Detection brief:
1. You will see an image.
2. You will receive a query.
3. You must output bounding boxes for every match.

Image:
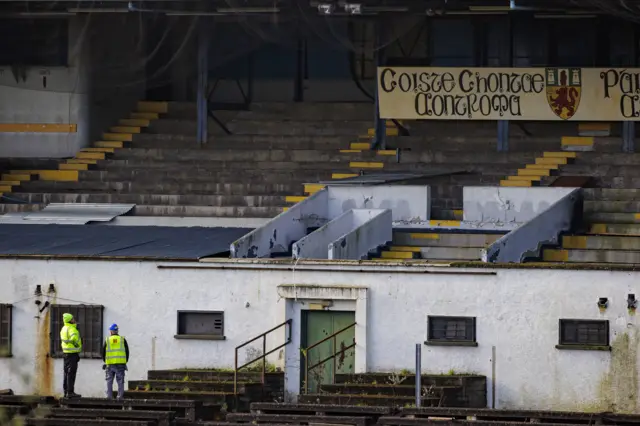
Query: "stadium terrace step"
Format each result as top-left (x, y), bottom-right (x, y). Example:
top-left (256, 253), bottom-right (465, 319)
top-left (378, 247), bottom-right (482, 261)
top-left (543, 248), bottom-right (640, 264)
top-left (77, 170), bottom-right (337, 183)
top-left (16, 181), bottom-right (303, 196)
top-left (5, 193), bottom-right (293, 207)
top-left (128, 380), bottom-right (262, 393)
top-left (561, 235), bottom-right (640, 251)
top-left (585, 212), bottom-right (640, 224)
top-left (59, 397), bottom-right (201, 422)
top-left (147, 370), bottom-right (282, 382)
top-left (210, 120), bottom-right (372, 136)
top-left (44, 408), bottom-right (175, 426)
top-left (392, 232), bottom-right (501, 247)
top-left (587, 223), bottom-right (640, 235)
top-left (583, 188), bottom-right (640, 200)
top-left (0, 203), bottom-right (281, 218)
top-left (225, 413), bottom-right (372, 426)
top-left (584, 201), bottom-right (640, 214)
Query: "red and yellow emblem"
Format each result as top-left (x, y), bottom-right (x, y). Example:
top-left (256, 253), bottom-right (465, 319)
top-left (546, 68), bottom-right (582, 120)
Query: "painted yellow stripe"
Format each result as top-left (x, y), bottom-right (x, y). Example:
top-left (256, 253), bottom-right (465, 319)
top-left (95, 141), bottom-right (124, 148)
top-left (38, 170), bottom-right (79, 182)
top-left (410, 233), bottom-right (441, 240)
top-left (368, 127), bottom-right (399, 136)
top-left (390, 246), bottom-right (422, 252)
top-left (350, 162), bottom-right (384, 169)
top-left (66, 159), bottom-right (98, 164)
top-left (428, 220), bottom-right (461, 227)
top-left (634, 213), bottom-right (640, 221)
top-left (500, 180), bottom-right (532, 187)
top-left (381, 251), bottom-right (415, 259)
top-left (76, 151), bottom-right (106, 160)
top-left (518, 168), bottom-right (550, 177)
top-left (0, 123), bottom-right (77, 133)
top-left (82, 147), bottom-right (115, 153)
top-left (562, 235), bottom-right (588, 249)
top-left (377, 150), bottom-right (396, 156)
top-left (543, 151), bottom-right (577, 159)
top-left (350, 143), bottom-right (370, 150)
top-left (110, 126), bottom-right (141, 134)
top-left (578, 123), bottom-right (610, 132)
top-left (385, 120), bottom-right (403, 126)
top-left (2, 174), bottom-right (30, 181)
top-left (332, 173), bottom-right (358, 179)
top-left (119, 118), bottom-right (150, 127)
top-left (137, 101), bottom-right (169, 114)
top-left (589, 224), bottom-right (608, 234)
top-left (0, 180), bottom-right (20, 186)
top-left (60, 163), bottom-right (88, 171)
top-left (285, 196), bottom-right (307, 203)
top-left (508, 175), bottom-right (542, 182)
top-left (562, 136), bottom-right (594, 146)
top-left (0, 185), bottom-right (13, 192)
top-left (526, 163), bottom-right (559, 170)
top-left (542, 249), bottom-right (569, 262)
top-left (103, 133), bottom-right (133, 142)
top-left (535, 157), bottom-right (567, 165)
top-left (304, 184), bottom-right (326, 194)
top-left (340, 149), bottom-right (362, 153)
top-left (131, 112), bottom-right (159, 120)
top-left (282, 207), bottom-right (289, 212)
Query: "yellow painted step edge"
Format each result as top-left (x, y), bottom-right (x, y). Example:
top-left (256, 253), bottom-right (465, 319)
top-left (350, 162), bottom-right (384, 169)
top-left (285, 196), bottom-right (307, 203)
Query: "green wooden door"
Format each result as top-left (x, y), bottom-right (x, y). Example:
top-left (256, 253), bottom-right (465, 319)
top-left (302, 310), bottom-right (356, 393)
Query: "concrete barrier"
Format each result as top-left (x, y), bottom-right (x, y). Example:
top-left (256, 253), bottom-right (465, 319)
top-left (293, 209), bottom-right (391, 260)
top-left (463, 186), bottom-right (575, 225)
top-left (329, 209), bottom-right (392, 260)
top-left (230, 189), bottom-right (329, 258)
top-left (482, 188), bottom-right (582, 263)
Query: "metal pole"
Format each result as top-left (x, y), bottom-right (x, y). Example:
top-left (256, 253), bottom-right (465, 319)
top-left (415, 343), bottom-right (421, 408)
top-left (196, 19), bottom-right (209, 145)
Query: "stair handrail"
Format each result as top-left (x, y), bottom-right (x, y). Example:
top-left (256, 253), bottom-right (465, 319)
top-left (234, 319), bottom-right (292, 396)
top-left (302, 322), bottom-right (357, 394)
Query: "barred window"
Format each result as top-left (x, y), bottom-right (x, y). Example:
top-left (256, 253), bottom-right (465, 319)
top-left (426, 316), bottom-right (476, 346)
top-left (0, 304), bottom-right (12, 357)
top-left (558, 319), bottom-right (609, 348)
top-left (50, 305), bottom-right (104, 359)
top-left (175, 311), bottom-right (225, 340)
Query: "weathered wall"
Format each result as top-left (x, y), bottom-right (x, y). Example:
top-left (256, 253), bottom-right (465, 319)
top-left (1, 258), bottom-right (639, 412)
top-left (0, 15), bottom-right (145, 158)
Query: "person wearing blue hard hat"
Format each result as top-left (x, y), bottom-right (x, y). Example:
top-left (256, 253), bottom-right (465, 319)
top-left (102, 323), bottom-right (130, 400)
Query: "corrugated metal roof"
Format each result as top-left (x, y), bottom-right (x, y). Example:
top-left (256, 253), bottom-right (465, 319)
top-left (0, 224), bottom-right (252, 260)
top-left (0, 203), bottom-right (135, 225)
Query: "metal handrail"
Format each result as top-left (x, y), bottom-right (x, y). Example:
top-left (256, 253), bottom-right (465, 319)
top-left (302, 322), bottom-right (356, 394)
top-left (233, 319), bottom-right (292, 396)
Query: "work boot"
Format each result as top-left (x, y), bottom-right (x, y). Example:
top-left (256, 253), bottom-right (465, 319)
top-left (67, 393), bottom-right (82, 399)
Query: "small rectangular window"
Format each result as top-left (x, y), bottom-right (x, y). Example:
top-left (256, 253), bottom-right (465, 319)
top-left (557, 319), bottom-right (610, 350)
top-left (175, 311), bottom-right (225, 340)
top-left (426, 316), bottom-right (477, 346)
top-left (0, 304), bottom-right (12, 357)
top-left (50, 304), bottom-right (104, 359)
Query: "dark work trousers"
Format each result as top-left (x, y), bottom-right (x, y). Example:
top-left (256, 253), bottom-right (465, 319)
top-left (106, 364), bottom-right (127, 400)
top-left (63, 353), bottom-right (80, 395)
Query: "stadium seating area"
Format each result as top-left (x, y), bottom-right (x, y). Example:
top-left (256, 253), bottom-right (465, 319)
top-left (1, 101), bottom-right (640, 264)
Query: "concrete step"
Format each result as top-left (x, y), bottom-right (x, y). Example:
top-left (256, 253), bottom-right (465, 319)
top-left (562, 235), bottom-right (640, 250)
top-left (214, 102), bottom-right (374, 121)
top-left (585, 212), bottom-right (640, 224)
top-left (297, 393), bottom-right (439, 407)
top-left (78, 170), bottom-right (336, 183)
top-left (382, 247), bottom-right (482, 260)
top-left (584, 188), bottom-right (640, 200)
top-left (584, 201), bottom-right (640, 214)
top-left (561, 164), bottom-right (640, 178)
top-left (543, 248), bottom-right (640, 264)
top-left (588, 223), bottom-right (640, 235)
top-left (5, 192), bottom-right (291, 207)
top-left (392, 232), bottom-right (501, 248)
top-left (128, 380), bottom-right (260, 393)
top-left (575, 152), bottom-right (640, 165)
top-left (0, 203), bottom-right (284, 218)
top-left (431, 209), bottom-right (463, 221)
top-left (16, 181), bottom-right (303, 196)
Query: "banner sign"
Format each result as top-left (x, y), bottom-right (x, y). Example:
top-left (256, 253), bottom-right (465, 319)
top-left (377, 67), bottom-right (640, 121)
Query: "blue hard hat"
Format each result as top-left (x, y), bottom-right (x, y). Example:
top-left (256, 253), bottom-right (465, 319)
top-left (109, 324), bottom-right (118, 331)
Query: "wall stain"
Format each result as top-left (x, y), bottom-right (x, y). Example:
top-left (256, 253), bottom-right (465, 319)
top-left (35, 308), bottom-right (53, 396)
top-left (599, 328), bottom-right (639, 413)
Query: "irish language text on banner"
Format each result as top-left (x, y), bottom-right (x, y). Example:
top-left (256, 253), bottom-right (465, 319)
top-left (377, 67), bottom-right (640, 121)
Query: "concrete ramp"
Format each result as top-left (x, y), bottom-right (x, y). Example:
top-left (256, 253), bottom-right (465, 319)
top-left (293, 209), bottom-right (392, 260)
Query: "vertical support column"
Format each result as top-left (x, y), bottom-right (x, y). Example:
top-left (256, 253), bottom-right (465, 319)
top-left (623, 121), bottom-right (635, 153)
top-left (197, 19), bottom-right (209, 145)
top-left (497, 13), bottom-right (515, 153)
top-left (372, 18), bottom-right (386, 150)
top-left (415, 343), bottom-right (422, 408)
top-left (497, 121), bottom-right (510, 152)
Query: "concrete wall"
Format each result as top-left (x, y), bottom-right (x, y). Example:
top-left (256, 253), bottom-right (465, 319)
top-left (2, 258), bottom-right (640, 412)
top-left (0, 15), bottom-right (145, 158)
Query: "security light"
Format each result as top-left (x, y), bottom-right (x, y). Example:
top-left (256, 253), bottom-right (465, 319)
top-left (344, 3), bottom-right (362, 14)
top-left (318, 3), bottom-right (334, 14)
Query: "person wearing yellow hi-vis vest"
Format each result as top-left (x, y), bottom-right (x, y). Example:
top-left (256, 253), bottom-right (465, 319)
top-left (60, 313), bottom-right (82, 398)
top-left (101, 323), bottom-right (130, 400)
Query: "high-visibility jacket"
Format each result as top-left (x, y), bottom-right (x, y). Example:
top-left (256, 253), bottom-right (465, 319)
top-left (105, 335), bottom-right (127, 365)
top-left (60, 323), bottom-right (82, 354)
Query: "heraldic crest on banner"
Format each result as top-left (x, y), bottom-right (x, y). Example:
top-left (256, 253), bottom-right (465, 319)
top-left (546, 68), bottom-right (582, 120)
